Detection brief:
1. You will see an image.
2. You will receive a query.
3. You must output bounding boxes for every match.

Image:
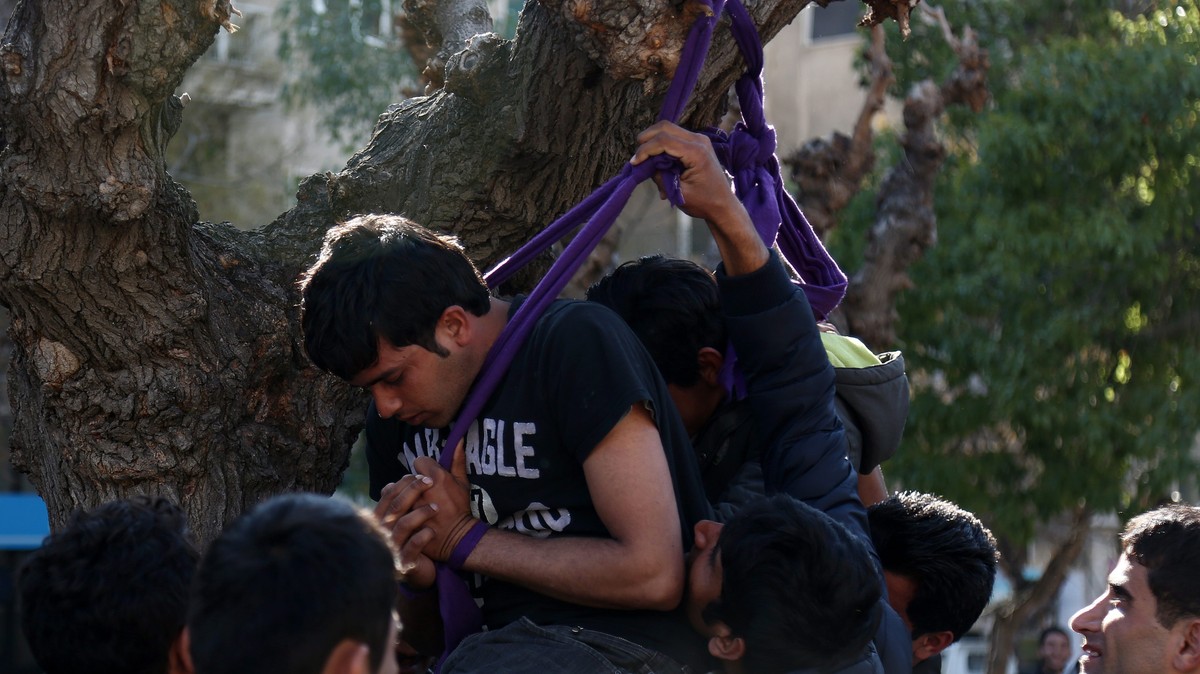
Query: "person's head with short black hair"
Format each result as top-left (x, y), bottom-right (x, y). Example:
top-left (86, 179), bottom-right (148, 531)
top-left (299, 214), bottom-right (491, 381)
top-left (1122, 503), bottom-right (1200, 628)
top-left (586, 255), bottom-right (726, 387)
top-left (187, 493), bottom-right (400, 674)
top-left (1035, 626), bottom-right (1072, 673)
top-left (17, 496), bottom-right (198, 674)
top-left (867, 491), bottom-right (999, 664)
top-left (1039, 626), bottom-right (1070, 646)
top-left (685, 494), bottom-right (883, 673)
top-left (587, 255), bottom-right (728, 434)
top-left (1070, 503), bottom-right (1200, 674)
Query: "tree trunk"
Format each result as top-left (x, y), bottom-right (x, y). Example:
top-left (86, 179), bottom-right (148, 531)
top-left (838, 15), bottom-right (987, 348)
top-left (0, 0), bottom-right (850, 542)
top-left (784, 10), bottom-right (987, 349)
top-left (986, 508), bottom-right (1091, 674)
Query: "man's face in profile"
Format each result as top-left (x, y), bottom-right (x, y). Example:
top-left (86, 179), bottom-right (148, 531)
top-left (1070, 554), bottom-right (1172, 674)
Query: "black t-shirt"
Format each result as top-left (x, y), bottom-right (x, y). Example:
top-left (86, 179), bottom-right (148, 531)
top-left (366, 298), bottom-right (711, 669)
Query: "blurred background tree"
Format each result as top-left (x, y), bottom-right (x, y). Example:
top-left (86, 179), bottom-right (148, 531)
top-left (277, 0), bottom-right (421, 144)
top-left (824, 2), bottom-right (1200, 671)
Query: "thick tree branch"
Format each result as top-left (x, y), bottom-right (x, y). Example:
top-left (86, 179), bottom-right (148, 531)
top-left (840, 4), bottom-right (988, 348)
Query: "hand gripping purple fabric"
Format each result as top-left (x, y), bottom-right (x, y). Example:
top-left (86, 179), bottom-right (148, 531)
top-left (427, 0), bottom-right (845, 665)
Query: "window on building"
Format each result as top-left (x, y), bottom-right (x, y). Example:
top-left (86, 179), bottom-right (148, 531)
top-left (810, 1), bottom-right (862, 41)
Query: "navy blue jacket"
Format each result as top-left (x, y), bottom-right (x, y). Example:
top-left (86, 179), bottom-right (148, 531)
top-left (716, 253), bottom-right (912, 674)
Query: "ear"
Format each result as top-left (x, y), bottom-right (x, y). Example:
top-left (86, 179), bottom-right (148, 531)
top-left (696, 346), bottom-right (725, 387)
top-left (438, 306), bottom-right (472, 346)
top-left (913, 630), bottom-right (955, 662)
top-left (321, 639), bottom-right (372, 674)
top-left (1173, 618), bottom-right (1200, 672)
top-left (693, 519), bottom-right (723, 551)
top-left (706, 622), bottom-right (746, 664)
top-left (170, 628), bottom-right (195, 674)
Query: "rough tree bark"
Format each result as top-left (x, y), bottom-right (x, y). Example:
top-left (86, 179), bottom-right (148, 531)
top-left (787, 5), bottom-right (988, 348)
top-left (0, 0), bottom-right (916, 542)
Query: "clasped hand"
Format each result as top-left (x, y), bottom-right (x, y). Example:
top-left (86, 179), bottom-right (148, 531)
top-left (374, 441), bottom-right (478, 589)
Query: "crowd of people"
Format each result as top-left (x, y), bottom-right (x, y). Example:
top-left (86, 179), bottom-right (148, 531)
top-left (16, 123), bottom-right (1200, 674)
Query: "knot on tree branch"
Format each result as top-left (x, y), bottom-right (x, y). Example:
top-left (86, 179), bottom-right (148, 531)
top-left (31, 337), bottom-right (82, 392)
top-left (97, 172), bottom-right (156, 222)
top-left (784, 133), bottom-right (858, 239)
top-left (538, 0), bottom-right (707, 81)
top-left (444, 33), bottom-right (509, 103)
top-left (901, 80), bottom-right (945, 131)
top-left (402, 0), bottom-right (494, 94)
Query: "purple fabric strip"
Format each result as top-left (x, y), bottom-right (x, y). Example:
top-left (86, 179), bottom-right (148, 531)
top-left (657, 0), bottom-right (721, 124)
top-left (448, 520), bottom-right (489, 571)
top-left (703, 0), bottom-right (848, 319)
top-left (433, 564), bottom-right (483, 673)
top-left (442, 156), bottom-right (681, 468)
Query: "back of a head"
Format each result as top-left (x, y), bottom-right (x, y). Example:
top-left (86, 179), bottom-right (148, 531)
top-left (188, 493), bottom-right (399, 674)
top-left (17, 496), bottom-right (198, 674)
top-left (867, 491), bottom-right (999, 642)
top-left (586, 255), bottom-right (726, 387)
top-left (298, 214), bottom-right (491, 380)
top-left (1121, 503), bottom-right (1200, 627)
top-left (715, 494), bottom-right (883, 673)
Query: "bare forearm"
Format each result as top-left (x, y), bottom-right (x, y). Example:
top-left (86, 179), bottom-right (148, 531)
top-left (462, 526), bottom-right (684, 611)
top-left (704, 199), bottom-right (770, 276)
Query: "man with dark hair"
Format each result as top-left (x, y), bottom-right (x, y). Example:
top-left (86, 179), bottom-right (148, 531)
top-left (16, 496), bottom-right (198, 674)
top-left (1021, 627), bottom-right (1073, 674)
top-left (587, 254), bottom-right (758, 520)
top-left (614, 121), bottom-right (903, 673)
top-left (588, 257), bottom-right (907, 515)
top-left (867, 491), bottom-right (1000, 667)
top-left (187, 493), bottom-right (401, 674)
top-left (689, 496), bottom-right (884, 673)
top-left (300, 213), bottom-right (711, 672)
top-left (1070, 503), bottom-right (1200, 674)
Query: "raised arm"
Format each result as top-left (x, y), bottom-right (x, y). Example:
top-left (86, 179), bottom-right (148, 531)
top-left (631, 121), bottom-right (769, 276)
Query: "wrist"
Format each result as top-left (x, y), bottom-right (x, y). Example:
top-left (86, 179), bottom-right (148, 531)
top-left (446, 520), bottom-right (488, 571)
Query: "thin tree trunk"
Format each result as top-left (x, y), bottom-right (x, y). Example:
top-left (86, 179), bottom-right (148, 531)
top-left (839, 10), bottom-right (987, 348)
top-left (986, 508), bottom-right (1091, 674)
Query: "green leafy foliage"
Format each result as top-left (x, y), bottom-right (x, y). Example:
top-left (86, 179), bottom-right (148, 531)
top-left (277, 0), bottom-right (419, 144)
top-left (856, 1), bottom-right (1200, 545)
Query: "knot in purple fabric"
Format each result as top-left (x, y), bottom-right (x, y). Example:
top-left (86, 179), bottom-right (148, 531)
top-left (705, 124), bottom-right (782, 247)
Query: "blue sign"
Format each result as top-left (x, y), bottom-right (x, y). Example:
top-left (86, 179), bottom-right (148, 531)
top-left (0, 493), bottom-right (51, 550)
